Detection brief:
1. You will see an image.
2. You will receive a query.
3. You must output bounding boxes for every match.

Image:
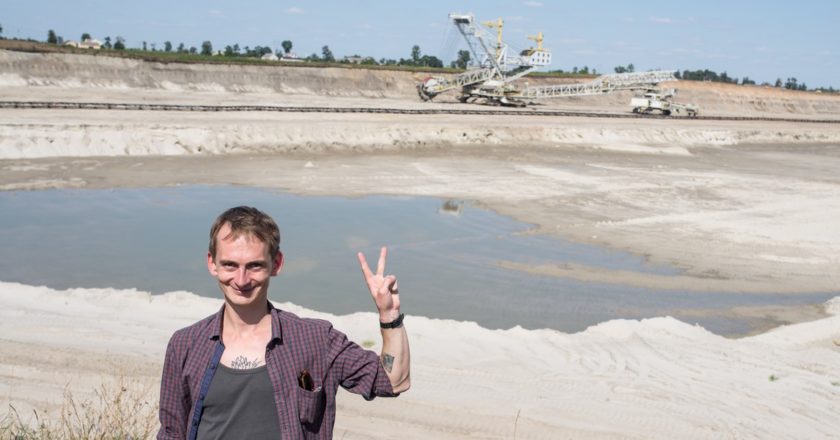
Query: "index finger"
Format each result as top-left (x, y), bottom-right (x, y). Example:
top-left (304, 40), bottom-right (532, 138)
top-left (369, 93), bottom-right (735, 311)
top-left (357, 252), bottom-right (373, 279)
top-left (377, 246), bottom-right (387, 277)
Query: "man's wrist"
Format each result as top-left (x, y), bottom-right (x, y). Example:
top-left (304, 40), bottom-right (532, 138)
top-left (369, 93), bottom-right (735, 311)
top-left (379, 313), bottom-right (404, 329)
top-left (379, 309), bottom-right (400, 322)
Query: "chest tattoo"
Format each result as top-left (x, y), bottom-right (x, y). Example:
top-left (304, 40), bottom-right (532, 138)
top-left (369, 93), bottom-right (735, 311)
top-left (229, 355), bottom-right (263, 369)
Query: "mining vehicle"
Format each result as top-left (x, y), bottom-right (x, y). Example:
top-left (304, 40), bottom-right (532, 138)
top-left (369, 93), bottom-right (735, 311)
top-left (419, 12), bottom-right (699, 115)
top-left (630, 89), bottom-right (698, 117)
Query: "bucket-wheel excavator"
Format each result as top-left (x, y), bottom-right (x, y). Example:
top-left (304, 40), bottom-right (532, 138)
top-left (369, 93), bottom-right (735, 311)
top-left (418, 13), bottom-right (697, 115)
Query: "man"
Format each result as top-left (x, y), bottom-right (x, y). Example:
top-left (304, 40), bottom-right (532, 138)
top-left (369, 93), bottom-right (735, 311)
top-left (158, 206), bottom-right (410, 439)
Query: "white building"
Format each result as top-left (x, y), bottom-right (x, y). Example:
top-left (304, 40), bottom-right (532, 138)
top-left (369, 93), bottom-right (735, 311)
top-left (64, 38), bottom-right (102, 49)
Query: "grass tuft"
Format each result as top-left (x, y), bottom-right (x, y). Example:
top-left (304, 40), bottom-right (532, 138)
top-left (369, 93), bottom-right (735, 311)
top-left (1, 378), bottom-right (157, 439)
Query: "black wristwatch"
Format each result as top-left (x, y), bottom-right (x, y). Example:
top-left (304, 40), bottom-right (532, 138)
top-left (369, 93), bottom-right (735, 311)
top-left (379, 313), bottom-right (405, 329)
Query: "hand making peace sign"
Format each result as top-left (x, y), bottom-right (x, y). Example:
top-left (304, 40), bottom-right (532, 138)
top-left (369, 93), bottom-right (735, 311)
top-left (357, 246), bottom-right (401, 322)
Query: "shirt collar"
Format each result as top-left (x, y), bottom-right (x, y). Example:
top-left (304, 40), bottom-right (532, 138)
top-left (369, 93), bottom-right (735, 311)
top-left (208, 301), bottom-right (283, 344)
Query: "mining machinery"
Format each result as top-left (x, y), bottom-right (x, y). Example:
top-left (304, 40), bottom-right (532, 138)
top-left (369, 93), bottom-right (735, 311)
top-left (418, 13), bottom-right (695, 114)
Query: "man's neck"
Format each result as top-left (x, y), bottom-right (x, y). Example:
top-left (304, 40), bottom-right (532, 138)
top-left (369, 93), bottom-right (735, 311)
top-left (223, 300), bottom-right (271, 335)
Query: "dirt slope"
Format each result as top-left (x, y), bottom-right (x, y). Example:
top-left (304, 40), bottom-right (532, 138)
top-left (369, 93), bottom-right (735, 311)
top-left (2, 49), bottom-right (839, 119)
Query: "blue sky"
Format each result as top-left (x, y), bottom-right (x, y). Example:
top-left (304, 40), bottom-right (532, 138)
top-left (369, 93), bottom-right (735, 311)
top-left (1, 0), bottom-right (837, 88)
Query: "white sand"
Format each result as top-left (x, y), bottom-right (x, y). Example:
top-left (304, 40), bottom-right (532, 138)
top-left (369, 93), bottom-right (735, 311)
top-left (1, 281), bottom-right (838, 439)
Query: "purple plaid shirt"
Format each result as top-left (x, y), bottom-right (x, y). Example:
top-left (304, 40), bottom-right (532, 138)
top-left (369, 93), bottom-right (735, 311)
top-left (157, 303), bottom-right (397, 440)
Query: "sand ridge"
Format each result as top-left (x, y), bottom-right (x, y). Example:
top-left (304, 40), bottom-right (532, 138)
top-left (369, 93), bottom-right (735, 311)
top-left (1, 282), bottom-right (838, 439)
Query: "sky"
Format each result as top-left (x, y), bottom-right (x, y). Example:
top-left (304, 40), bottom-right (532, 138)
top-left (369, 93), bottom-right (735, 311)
top-left (1, 0), bottom-right (837, 88)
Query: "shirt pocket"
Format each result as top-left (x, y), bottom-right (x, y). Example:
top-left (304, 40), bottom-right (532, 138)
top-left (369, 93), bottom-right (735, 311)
top-left (297, 385), bottom-right (326, 427)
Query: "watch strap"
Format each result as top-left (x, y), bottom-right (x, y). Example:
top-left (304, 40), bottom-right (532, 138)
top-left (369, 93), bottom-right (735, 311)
top-left (379, 313), bottom-right (405, 329)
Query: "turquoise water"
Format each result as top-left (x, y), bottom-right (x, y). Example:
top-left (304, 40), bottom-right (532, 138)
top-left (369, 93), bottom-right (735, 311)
top-left (0, 186), bottom-right (832, 335)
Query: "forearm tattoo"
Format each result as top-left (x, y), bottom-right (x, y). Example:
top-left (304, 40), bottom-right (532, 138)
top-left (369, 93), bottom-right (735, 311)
top-left (229, 355), bottom-right (262, 369)
top-left (382, 353), bottom-right (395, 373)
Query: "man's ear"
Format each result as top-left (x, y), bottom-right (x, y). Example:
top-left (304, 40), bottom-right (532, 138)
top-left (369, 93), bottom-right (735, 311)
top-left (207, 252), bottom-right (218, 276)
top-left (271, 251), bottom-right (284, 276)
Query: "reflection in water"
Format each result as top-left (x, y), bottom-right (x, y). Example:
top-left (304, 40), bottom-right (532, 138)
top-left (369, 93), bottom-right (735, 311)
top-left (0, 186), bottom-right (832, 336)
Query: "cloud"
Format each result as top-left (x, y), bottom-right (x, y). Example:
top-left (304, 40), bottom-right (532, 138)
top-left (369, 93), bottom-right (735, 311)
top-left (523, 1), bottom-right (543, 6)
top-left (208, 9), bottom-right (223, 17)
top-left (286, 7), bottom-right (304, 14)
top-left (649, 16), bottom-right (672, 24)
top-left (506, 16), bottom-right (526, 22)
top-left (573, 49), bottom-right (595, 55)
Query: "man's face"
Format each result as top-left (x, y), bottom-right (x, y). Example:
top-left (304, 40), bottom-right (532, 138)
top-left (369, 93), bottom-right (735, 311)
top-left (207, 223), bottom-right (283, 307)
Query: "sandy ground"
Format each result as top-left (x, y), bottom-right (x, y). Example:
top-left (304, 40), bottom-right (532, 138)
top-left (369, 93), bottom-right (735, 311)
top-left (2, 50), bottom-right (840, 438)
top-left (1, 283), bottom-right (838, 439)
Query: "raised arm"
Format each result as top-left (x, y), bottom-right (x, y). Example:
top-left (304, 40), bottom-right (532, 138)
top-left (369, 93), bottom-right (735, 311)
top-left (357, 247), bottom-right (411, 393)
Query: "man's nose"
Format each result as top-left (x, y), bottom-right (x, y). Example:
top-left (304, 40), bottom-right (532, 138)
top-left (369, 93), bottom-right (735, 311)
top-left (233, 267), bottom-right (249, 286)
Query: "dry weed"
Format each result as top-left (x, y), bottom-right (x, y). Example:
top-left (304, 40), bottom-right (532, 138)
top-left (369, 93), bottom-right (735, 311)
top-left (1, 377), bottom-right (157, 440)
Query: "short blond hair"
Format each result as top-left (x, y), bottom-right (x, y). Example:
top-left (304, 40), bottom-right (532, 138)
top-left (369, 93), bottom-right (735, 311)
top-left (208, 206), bottom-right (280, 260)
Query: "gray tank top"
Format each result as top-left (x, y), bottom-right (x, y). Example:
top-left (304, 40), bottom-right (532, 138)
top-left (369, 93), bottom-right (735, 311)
top-left (196, 364), bottom-right (281, 439)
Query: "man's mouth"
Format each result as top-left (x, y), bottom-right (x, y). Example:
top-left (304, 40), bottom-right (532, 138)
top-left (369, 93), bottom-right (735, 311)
top-left (233, 287), bottom-right (255, 295)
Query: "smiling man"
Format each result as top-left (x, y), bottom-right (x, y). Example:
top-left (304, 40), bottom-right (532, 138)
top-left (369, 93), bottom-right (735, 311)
top-left (158, 206), bottom-right (410, 440)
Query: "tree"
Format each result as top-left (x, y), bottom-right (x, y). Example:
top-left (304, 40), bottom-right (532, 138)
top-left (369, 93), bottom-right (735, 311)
top-left (419, 55), bottom-right (443, 68)
top-left (453, 49), bottom-right (470, 69)
top-left (142, 41), bottom-right (147, 51)
top-left (81, 32), bottom-right (91, 41)
top-left (177, 42), bottom-right (185, 53)
top-left (103, 36), bottom-right (112, 49)
top-left (281, 40), bottom-right (293, 54)
top-left (614, 63), bottom-right (635, 73)
top-left (164, 41), bottom-right (172, 52)
top-left (0, 23), bottom-right (3, 37)
top-left (774, 78), bottom-right (782, 88)
top-left (321, 45), bottom-right (334, 62)
top-left (741, 76), bottom-right (756, 85)
top-left (47, 29), bottom-right (58, 44)
top-left (201, 40), bottom-right (213, 56)
top-left (189, 46), bottom-right (197, 54)
top-left (224, 45), bottom-right (235, 57)
top-left (114, 36), bottom-right (125, 50)
top-left (411, 45), bottom-right (421, 64)
top-left (784, 77), bottom-right (798, 90)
